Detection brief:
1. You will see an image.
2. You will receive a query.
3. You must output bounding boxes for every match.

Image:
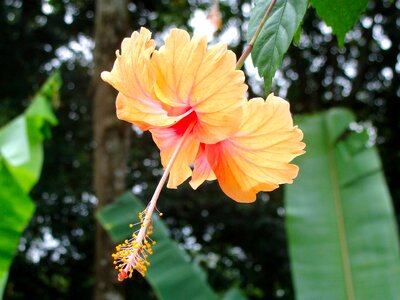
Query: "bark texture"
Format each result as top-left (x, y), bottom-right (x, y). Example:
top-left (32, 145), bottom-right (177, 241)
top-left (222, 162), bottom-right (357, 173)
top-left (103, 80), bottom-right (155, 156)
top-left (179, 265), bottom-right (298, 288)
top-left (92, 0), bottom-right (130, 299)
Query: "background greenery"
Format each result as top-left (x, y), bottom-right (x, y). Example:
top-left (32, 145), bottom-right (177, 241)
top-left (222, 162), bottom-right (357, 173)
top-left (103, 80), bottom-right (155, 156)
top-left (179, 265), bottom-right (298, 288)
top-left (1, 0), bottom-right (399, 299)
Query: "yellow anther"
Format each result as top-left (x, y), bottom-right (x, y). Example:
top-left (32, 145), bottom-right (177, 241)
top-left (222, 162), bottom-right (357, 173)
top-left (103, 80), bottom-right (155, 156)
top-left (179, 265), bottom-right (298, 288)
top-left (112, 207), bottom-right (158, 281)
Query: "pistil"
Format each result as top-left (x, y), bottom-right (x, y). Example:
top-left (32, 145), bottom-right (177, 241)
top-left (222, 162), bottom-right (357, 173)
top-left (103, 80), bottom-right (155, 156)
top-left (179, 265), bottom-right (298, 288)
top-left (113, 122), bottom-right (195, 280)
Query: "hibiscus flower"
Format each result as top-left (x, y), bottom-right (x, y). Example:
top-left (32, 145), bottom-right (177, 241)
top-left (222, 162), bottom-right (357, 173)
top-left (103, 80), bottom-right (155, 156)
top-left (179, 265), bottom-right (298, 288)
top-left (102, 27), bottom-right (305, 280)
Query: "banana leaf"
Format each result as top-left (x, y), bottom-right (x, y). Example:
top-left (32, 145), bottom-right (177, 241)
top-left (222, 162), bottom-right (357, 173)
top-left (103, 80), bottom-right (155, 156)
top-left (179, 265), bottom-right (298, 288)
top-left (285, 108), bottom-right (400, 299)
top-left (0, 73), bottom-right (60, 299)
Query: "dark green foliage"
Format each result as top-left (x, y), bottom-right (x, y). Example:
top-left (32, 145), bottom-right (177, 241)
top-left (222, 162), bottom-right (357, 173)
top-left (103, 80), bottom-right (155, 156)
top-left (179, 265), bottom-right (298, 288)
top-left (311, 0), bottom-right (369, 47)
top-left (0, 0), bottom-right (94, 125)
top-left (1, 0), bottom-right (400, 299)
top-left (248, 0), bottom-right (308, 92)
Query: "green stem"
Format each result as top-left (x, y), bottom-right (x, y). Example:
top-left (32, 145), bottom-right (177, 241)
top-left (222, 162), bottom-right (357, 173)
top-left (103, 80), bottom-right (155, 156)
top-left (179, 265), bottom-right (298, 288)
top-left (236, 0), bottom-right (277, 70)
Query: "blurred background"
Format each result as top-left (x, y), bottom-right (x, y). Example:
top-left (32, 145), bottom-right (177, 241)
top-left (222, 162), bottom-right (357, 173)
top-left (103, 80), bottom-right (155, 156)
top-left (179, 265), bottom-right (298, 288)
top-left (1, 0), bottom-right (400, 299)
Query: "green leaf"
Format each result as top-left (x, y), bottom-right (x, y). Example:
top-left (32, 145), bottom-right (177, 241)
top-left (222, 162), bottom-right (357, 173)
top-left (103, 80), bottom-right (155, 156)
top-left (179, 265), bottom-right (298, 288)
top-left (0, 160), bottom-right (35, 296)
top-left (248, 0), bottom-right (308, 93)
top-left (0, 72), bottom-right (59, 299)
top-left (292, 24), bottom-right (302, 45)
top-left (311, 0), bottom-right (369, 47)
top-left (0, 116), bottom-right (41, 192)
top-left (0, 72), bottom-right (60, 192)
top-left (96, 192), bottom-right (220, 300)
top-left (285, 108), bottom-right (400, 300)
top-left (0, 272), bottom-right (8, 300)
top-left (293, 0), bottom-right (310, 45)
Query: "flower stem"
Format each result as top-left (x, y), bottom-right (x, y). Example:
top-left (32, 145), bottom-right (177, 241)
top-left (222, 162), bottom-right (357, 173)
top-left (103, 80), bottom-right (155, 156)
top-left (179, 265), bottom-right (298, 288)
top-left (124, 123), bottom-right (194, 273)
top-left (236, 0), bottom-right (277, 70)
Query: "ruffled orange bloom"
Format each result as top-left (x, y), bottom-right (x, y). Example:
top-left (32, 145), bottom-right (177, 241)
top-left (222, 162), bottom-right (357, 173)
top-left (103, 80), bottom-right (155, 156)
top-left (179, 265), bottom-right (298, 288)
top-left (190, 95), bottom-right (305, 203)
top-left (102, 27), bottom-right (247, 188)
top-left (101, 27), bottom-right (305, 280)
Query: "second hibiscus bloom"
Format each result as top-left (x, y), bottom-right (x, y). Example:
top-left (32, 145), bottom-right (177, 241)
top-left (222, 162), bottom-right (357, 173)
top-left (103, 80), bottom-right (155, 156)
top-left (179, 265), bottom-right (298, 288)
top-left (102, 27), bottom-right (305, 203)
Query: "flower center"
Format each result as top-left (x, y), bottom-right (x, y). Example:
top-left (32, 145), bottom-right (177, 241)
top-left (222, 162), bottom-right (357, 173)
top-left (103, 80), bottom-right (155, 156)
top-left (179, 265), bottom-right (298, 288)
top-left (173, 110), bottom-right (198, 136)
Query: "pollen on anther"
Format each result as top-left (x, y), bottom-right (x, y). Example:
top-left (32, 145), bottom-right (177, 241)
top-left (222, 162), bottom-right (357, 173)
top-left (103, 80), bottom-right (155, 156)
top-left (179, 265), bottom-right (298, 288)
top-left (112, 209), bottom-right (157, 281)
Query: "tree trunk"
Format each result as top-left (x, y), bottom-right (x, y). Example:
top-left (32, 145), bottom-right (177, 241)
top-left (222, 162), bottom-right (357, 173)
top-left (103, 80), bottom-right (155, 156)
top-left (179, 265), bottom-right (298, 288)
top-left (92, 0), bottom-right (130, 299)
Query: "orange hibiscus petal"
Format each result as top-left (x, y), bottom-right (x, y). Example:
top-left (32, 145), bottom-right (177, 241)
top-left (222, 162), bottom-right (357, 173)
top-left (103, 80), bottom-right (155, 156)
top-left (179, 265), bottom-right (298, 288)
top-left (115, 93), bottom-right (165, 131)
top-left (205, 95), bottom-right (305, 203)
top-left (101, 27), bottom-right (177, 129)
top-left (189, 144), bottom-right (216, 190)
top-left (152, 29), bottom-right (248, 144)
